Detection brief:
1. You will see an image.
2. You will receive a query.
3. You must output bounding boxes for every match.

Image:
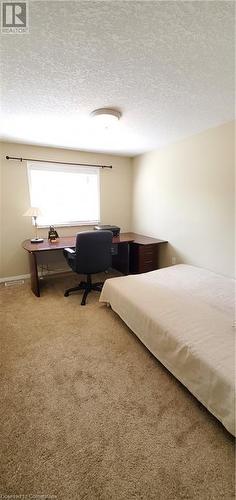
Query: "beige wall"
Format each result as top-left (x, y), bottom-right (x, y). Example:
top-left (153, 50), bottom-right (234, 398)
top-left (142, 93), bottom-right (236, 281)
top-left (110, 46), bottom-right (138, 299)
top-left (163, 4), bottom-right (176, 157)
top-left (0, 142), bottom-right (132, 278)
top-left (132, 122), bottom-right (235, 278)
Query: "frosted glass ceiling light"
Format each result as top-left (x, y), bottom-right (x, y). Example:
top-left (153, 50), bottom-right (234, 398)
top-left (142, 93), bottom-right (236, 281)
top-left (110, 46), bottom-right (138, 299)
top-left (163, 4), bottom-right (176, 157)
top-left (90, 108), bottom-right (121, 129)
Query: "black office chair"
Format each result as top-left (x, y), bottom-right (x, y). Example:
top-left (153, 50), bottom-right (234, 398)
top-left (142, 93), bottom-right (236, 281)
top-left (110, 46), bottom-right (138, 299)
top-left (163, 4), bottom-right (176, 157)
top-left (63, 230), bottom-right (113, 305)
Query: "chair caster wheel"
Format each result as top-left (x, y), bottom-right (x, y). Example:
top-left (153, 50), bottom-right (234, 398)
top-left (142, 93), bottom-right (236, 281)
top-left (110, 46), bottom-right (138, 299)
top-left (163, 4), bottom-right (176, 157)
top-left (64, 292), bottom-right (69, 297)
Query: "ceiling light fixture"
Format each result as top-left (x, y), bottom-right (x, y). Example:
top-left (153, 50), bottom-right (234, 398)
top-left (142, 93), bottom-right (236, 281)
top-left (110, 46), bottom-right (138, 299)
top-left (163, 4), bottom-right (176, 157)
top-left (90, 108), bottom-right (121, 129)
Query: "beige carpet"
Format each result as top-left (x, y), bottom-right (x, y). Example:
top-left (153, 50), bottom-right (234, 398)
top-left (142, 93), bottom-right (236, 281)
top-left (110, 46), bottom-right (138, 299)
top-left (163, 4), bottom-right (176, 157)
top-left (0, 273), bottom-right (235, 500)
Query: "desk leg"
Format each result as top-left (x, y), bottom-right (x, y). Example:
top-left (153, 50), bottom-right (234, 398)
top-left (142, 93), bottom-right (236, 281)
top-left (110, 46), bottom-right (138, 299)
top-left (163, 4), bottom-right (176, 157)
top-left (28, 252), bottom-right (40, 297)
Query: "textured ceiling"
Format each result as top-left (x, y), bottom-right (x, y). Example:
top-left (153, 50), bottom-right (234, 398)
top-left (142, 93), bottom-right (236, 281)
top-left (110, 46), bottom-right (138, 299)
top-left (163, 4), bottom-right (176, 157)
top-left (0, 1), bottom-right (234, 155)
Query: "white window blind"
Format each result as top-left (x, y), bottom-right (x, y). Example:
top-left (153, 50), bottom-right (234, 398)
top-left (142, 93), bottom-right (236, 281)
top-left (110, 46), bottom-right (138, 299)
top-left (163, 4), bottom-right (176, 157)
top-left (27, 162), bottom-right (100, 227)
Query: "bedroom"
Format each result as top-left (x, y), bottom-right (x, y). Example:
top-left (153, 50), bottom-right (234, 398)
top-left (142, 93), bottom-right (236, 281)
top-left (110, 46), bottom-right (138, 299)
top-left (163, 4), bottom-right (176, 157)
top-left (0, 1), bottom-right (235, 500)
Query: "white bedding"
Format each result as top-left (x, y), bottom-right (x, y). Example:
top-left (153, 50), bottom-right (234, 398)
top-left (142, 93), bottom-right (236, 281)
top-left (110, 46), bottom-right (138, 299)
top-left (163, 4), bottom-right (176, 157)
top-left (100, 264), bottom-right (235, 436)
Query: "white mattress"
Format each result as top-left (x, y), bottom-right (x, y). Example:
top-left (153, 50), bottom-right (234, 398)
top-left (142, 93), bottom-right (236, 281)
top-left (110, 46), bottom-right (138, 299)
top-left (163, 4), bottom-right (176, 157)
top-left (100, 264), bottom-right (235, 435)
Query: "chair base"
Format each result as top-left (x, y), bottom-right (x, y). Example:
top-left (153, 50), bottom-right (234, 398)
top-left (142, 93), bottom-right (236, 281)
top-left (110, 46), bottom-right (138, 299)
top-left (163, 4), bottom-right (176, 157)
top-left (64, 275), bottom-right (103, 305)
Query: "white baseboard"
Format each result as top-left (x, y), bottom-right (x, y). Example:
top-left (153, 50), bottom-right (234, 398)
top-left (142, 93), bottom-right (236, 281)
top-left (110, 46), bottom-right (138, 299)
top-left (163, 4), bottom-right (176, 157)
top-left (0, 269), bottom-right (72, 284)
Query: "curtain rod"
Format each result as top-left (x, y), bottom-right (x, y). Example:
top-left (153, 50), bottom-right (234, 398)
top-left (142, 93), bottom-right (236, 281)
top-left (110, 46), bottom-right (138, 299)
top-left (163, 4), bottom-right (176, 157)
top-left (5, 155), bottom-right (112, 169)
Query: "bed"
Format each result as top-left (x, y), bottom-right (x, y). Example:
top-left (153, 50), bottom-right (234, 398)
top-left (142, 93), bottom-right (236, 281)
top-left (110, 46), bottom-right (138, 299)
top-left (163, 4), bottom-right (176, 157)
top-left (99, 264), bottom-right (235, 436)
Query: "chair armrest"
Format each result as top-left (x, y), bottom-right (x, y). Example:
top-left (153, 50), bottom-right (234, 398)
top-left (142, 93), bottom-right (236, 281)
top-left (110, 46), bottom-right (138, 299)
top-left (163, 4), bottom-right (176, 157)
top-left (63, 247), bottom-right (76, 271)
top-left (64, 247), bottom-right (75, 254)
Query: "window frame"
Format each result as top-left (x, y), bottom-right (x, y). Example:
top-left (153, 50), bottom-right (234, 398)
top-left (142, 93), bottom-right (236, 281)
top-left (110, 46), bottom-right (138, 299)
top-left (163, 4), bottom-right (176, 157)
top-left (27, 161), bottom-right (101, 228)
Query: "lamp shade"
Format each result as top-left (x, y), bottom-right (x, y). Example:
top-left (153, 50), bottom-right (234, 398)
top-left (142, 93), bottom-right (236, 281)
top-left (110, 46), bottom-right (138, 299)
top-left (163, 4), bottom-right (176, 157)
top-left (23, 207), bottom-right (44, 243)
top-left (23, 207), bottom-right (42, 217)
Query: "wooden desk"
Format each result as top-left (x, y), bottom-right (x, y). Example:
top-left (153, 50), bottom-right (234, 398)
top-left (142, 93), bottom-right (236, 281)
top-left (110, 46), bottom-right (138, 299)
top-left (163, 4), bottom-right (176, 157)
top-left (22, 233), bottom-right (167, 297)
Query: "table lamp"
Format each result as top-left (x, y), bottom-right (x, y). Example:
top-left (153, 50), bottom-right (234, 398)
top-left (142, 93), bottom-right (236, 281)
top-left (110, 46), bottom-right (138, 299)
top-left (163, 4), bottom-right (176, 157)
top-left (23, 207), bottom-right (44, 243)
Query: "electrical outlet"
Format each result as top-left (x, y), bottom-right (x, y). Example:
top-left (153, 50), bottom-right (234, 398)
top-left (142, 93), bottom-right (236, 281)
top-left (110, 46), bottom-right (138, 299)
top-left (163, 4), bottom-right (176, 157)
top-left (171, 256), bottom-right (176, 265)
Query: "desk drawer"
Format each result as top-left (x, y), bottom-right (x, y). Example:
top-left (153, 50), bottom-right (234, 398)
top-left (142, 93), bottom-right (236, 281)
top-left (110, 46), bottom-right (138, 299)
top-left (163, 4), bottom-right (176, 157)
top-left (139, 245), bottom-right (156, 259)
top-left (130, 243), bottom-right (158, 274)
top-left (139, 261), bottom-right (156, 273)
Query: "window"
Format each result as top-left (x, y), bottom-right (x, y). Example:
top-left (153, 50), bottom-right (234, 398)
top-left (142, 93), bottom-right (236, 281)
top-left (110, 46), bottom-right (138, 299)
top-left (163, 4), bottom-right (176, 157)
top-left (27, 162), bottom-right (100, 227)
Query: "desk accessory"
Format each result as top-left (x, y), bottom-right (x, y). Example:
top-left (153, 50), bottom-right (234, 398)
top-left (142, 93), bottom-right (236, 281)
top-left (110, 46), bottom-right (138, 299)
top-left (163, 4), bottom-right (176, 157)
top-left (23, 207), bottom-right (44, 243)
top-left (48, 226), bottom-right (59, 242)
top-left (94, 225), bottom-right (120, 237)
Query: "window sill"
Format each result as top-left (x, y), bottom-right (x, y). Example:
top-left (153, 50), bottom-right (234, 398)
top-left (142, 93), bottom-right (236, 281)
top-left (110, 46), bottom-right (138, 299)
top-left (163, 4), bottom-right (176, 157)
top-left (37, 221), bottom-right (100, 229)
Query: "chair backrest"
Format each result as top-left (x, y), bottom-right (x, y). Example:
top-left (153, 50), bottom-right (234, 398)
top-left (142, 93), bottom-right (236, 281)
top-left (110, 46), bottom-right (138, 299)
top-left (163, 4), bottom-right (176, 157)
top-left (74, 230), bottom-right (113, 275)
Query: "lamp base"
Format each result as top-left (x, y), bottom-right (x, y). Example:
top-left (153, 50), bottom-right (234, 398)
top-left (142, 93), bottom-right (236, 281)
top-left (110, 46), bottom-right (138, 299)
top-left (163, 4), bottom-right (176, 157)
top-left (30, 238), bottom-right (44, 243)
